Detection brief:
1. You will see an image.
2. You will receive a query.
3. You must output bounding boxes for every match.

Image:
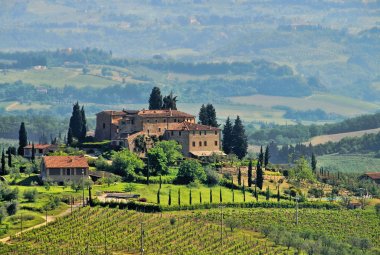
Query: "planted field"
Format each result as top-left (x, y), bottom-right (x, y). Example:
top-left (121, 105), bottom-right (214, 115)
top-left (317, 154), bottom-right (380, 173)
top-left (308, 128), bottom-right (380, 146)
top-left (0, 207), bottom-right (289, 255)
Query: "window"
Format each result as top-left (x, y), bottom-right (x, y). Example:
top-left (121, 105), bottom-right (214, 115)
top-left (131, 119), bottom-right (134, 125)
top-left (103, 123), bottom-right (106, 129)
top-left (204, 131), bottom-right (206, 135)
top-left (155, 119), bottom-right (158, 123)
top-left (179, 131), bottom-right (181, 136)
top-left (158, 128), bottom-right (161, 132)
top-left (76, 168), bottom-right (85, 175)
top-left (192, 141), bottom-right (196, 147)
top-left (164, 119), bottom-right (166, 123)
top-left (193, 131), bottom-right (195, 135)
top-left (147, 119), bottom-right (150, 123)
top-left (199, 131), bottom-right (202, 135)
top-left (39, 149), bottom-right (43, 153)
top-left (199, 141), bottom-right (202, 146)
top-left (215, 131), bottom-right (218, 135)
top-left (66, 169), bottom-right (70, 175)
top-left (49, 169), bottom-right (60, 175)
top-left (204, 141), bottom-right (207, 146)
top-left (171, 131), bottom-right (174, 136)
top-left (174, 119), bottom-right (177, 122)
top-left (215, 141), bottom-right (218, 146)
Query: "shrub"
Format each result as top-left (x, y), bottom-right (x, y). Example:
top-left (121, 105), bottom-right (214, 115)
top-left (375, 203), bottom-right (380, 216)
top-left (5, 201), bottom-right (18, 216)
top-left (204, 167), bottom-right (220, 186)
top-left (175, 159), bottom-right (206, 184)
top-left (138, 198), bottom-right (147, 202)
top-left (23, 188), bottom-right (38, 202)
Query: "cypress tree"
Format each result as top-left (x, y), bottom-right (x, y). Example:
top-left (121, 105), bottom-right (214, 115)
top-left (67, 128), bottom-right (73, 146)
top-left (189, 189), bottom-right (192, 205)
top-left (69, 102), bottom-right (83, 140)
top-left (198, 104), bottom-right (208, 125)
top-left (311, 153), bottom-right (317, 174)
top-left (219, 188), bottom-right (222, 203)
top-left (80, 106), bottom-right (87, 142)
top-left (7, 148), bottom-right (12, 167)
top-left (258, 146), bottom-right (264, 166)
top-left (157, 189), bottom-right (161, 204)
top-left (1, 149), bottom-right (5, 175)
top-left (178, 189), bottom-right (181, 206)
top-left (248, 160), bottom-right (253, 187)
top-left (210, 189), bottom-right (213, 203)
top-left (222, 117), bottom-right (233, 154)
top-left (242, 181), bottom-right (246, 202)
top-left (149, 87), bottom-right (163, 110)
top-left (256, 162), bottom-right (264, 190)
top-left (18, 122), bottom-right (28, 156)
top-left (277, 188), bottom-right (280, 202)
top-left (264, 145), bottom-right (270, 168)
top-left (205, 104), bottom-right (218, 127)
top-left (266, 187), bottom-right (270, 201)
top-left (162, 91), bottom-right (177, 110)
top-left (232, 188), bottom-right (235, 203)
top-left (199, 192), bottom-right (202, 204)
top-left (231, 116), bottom-right (248, 159)
top-left (168, 189), bottom-right (172, 206)
top-left (254, 185), bottom-right (258, 202)
top-left (31, 143), bottom-right (35, 162)
top-left (237, 167), bottom-right (242, 186)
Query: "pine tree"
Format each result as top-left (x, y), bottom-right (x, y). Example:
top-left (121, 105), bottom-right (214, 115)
top-left (178, 189), bottom-right (181, 206)
top-left (31, 143), bottom-right (35, 162)
top-left (69, 102), bottom-right (83, 140)
top-left (206, 104), bottom-right (218, 127)
top-left (258, 146), bottom-right (264, 166)
top-left (162, 92), bottom-right (178, 110)
top-left (311, 153), bottom-right (317, 174)
top-left (80, 106), bottom-right (87, 142)
top-left (1, 149), bottom-right (5, 175)
top-left (237, 167), bottom-right (242, 186)
top-left (157, 189), bottom-right (161, 204)
top-left (248, 159), bottom-right (253, 187)
top-left (168, 189), bottom-right (172, 206)
top-left (222, 117), bottom-right (233, 154)
top-left (67, 128), bottom-right (73, 146)
top-left (7, 148), bottom-right (12, 168)
top-left (219, 188), bottom-right (222, 203)
top-left (264, 145), bottom-right (270, 167)
top-left (210, 189), bottom-right (213, 203)
top-left (256, 162), bottom-right (264, 190)
top-left (198, 104), bottom-right (208, 125)
top-left (189, 189), bottom-right (192, 205)
top-left (149, 87), bottom-right (163, 110)
top-left (231, 116), bottom-right (248, 159)
top-left (266, 187), bottom-right (270, 201)
top-left (18, 122), bottom-right (28, 156)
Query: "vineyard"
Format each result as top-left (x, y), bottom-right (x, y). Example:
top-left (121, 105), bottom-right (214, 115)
top-left (0, 207), bottom-right (290, 255)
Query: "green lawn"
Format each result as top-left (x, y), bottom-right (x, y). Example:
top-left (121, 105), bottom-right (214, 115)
top-left (317, 154), bottom-right (380, 173)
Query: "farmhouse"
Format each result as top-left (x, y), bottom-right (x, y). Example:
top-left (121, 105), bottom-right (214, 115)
top-left (95, 108), bottom-right (222, 157)
top-left (24, 144), bottom-right (58, 159)
top-left (361, 172), bottom-right (380, 185)
top-left (41, 155), bottom-right (89, 183)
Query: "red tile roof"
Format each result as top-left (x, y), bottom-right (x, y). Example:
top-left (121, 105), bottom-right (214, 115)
top-left (43, 156), bottom-right (89, 169)
top-left (138, 109), bottom-right (194, 118)
top-left (24, 144), bottom-right (52, 149)
top-left (167, 121), bottom-right (220, 131)
top-left (364, 172), bottom-right (380, 180)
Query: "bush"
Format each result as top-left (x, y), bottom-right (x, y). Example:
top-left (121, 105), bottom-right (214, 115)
top-left (44, 196), bottom-right (61, 211)
top-left (175, 159), bottom-right (206, 184)
top-left (375, 203), bottom-right (380, 216)
top-left (204, 167), bottom-right (220, 186)
top-left (23, 188), bottom-right (38, 202)
top-left (5, 201), bottom-right (18, 216)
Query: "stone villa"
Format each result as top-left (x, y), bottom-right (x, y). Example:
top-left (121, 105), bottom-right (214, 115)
top-left (95, 109), bottom-right (223, 157)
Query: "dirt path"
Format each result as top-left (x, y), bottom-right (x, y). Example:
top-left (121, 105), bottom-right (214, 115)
top-left (0, 203), bottom-right (81, 244)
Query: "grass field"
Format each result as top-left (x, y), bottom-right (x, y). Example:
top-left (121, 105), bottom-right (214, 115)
top-left (317, 154), bottom-right (380, 173)
top-left (308, 128), bottom-right (380, 146)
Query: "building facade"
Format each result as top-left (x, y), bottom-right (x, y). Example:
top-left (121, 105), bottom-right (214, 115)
top-left (24, 144), bottom-right (58, 159)
top-left (41, 156), bottom-right (89, 183)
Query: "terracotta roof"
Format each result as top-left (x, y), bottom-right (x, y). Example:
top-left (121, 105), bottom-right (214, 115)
top-left (43, 156), bottom-right (89, 168)
top-left (24, 144), bottom-right (52, 149)
top-left (96, 110), bottom-right (126, 116)
top-left (167, 121), bottom-right (220, 131)
top-left (138, 109), bottom-right (194, 118)
top-left (364, 172), bottom-right (380, 180)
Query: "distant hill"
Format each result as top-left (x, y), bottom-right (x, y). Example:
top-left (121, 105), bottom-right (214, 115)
top-left (308, 128), bottom-right (380, 146)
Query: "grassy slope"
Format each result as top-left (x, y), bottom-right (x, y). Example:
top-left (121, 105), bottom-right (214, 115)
top-left (317, 154), bottom-right (380, 173)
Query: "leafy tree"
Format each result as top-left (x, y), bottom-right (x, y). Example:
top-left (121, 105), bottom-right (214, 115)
top-left (288, 157), bottom-right (316, 183)
top-left (264, 145), bottom-right (270, 167)
top-left (256, 162), bottom-right (264, 190)
top-left (225, 217), bottom-right (239, 232)
top-left (67, 127), bottom-right (73, 146)
top-left (69, 102), bottom-right (83, 141)
top-left (5, 201), bottom-right (18, 216)
top-left (111, 149), bottom-right (145, 180)
top-left (147, 147), bottom-right (169, 175)
top-left (148, 87), bottom-right (163, 110)
top-left (155, 140), bottom-right (182, 165)
top-left (311, 153), bottom-right (317, 174)
top-left (162, 91), bottom-right (177, 110)
top-left (23, 188), bottom-right (38, 202)
top-left (237, 167), bottom-right (242, 186)
top-left (175, 159), bottom-right (206, 184)
top-left (222, 117), bottom-right (233, 154)
top-left (1, 149), bottom-right (5, 175)
top-left (248, 160), bottom-right (253, 187)
top-left (18, 122), bottom-right (28, 156)
top-left (231, 116), bottom-right (248, 159)
top-left (204, 167), bottom-right (220, 186)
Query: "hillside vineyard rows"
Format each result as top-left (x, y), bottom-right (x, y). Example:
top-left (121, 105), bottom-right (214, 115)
top-left (0, 207), bottom-right (290, 255)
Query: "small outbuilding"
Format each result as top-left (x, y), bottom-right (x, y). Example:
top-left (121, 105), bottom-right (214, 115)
top-left (361, 172), bottom-right (380, 185)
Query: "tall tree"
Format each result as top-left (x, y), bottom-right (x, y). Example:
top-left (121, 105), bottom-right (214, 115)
top-left (231, 116), bottom-right (248, 159)
top-left (168, 189), bottom-right (172, 206)
top-left (18, 122), bottom-right (28, 156)
top-left (205, 104), bottom-right (218, 127)
top-left (256, 162), bottom-right (264, 190)
top-left (198, 104), bottom-right (207, 125)
top-left (67, 128), bottom-right (73, 146)
top-left (7, 148), bottom-right (12, 168)
top-left (80, 106), bottom-right (87, 142)
top-left (311, 153), bottom-right (317, 174)
top-left (237, 167), bottom-right (242, 186)
top-left (31, 143), bottom-right (35, 162)
top-left (69, 102), bottom-right (83, 140)
top-left (222, 117), bottom-right (233, 154)
top-left (1, 149), bottom-right (5, 175)
top-left (148, 87), bottom-right (163, 110)
top-left (258, 146), bottom-right (264, 166)
top-left (264, 145), bottom-right (270, 168)
top-left (248, 159), bottom-right (253, 187)
top-left (162, 92), bottom-right (177, 110)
